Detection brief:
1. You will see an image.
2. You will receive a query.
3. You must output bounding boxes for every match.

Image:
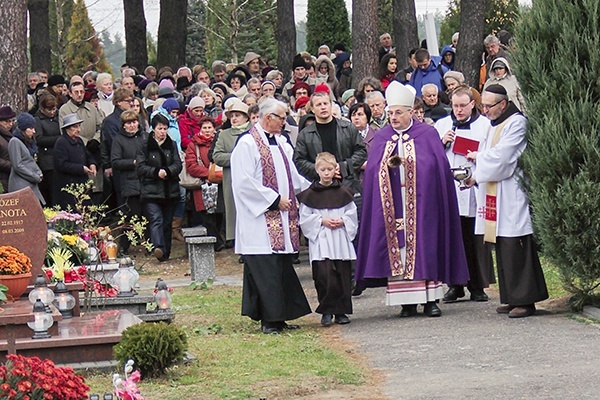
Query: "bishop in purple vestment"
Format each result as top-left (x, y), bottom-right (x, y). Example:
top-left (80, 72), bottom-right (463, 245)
top-left (355, 81), bottom-right (468, 317)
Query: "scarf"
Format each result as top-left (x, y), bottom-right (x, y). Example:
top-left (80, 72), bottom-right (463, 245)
top-left (249, 125), bottom-right (299, 252)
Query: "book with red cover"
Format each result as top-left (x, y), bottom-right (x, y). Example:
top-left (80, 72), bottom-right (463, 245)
top-left (452, 135), bottom-right (479, 156)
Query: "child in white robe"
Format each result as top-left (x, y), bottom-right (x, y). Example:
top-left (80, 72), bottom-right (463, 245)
top-left (297, 152), bottom-right (358, 326)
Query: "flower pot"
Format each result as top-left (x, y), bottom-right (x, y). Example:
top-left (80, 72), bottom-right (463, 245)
top-left (0, 273), bottom-right (33, 299)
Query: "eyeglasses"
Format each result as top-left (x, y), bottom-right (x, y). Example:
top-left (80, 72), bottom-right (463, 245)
top-left (270, 113), bottom-right (286, 122)
top-left (122, 98), bottom-right (135, 103)
top-left (481, 100), bottom-right (503, 110)
top-left (388, 108), bottom-right (412, 117)
top-left (452, 102), bottom-right (473, 109)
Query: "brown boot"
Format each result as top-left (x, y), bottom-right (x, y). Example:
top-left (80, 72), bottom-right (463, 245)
top-left (171, 217), bottom-right (185, 242)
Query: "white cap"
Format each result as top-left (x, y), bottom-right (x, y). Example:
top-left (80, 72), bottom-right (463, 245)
top-left (385, 81), bottom-right (416, 108)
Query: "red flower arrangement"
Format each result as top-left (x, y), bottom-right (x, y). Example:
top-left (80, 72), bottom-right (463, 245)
top-left (0, 354), bottom-right (89, 399)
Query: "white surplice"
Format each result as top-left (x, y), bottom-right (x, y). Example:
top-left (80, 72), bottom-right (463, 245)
top-left (299, 202), bottom-right (358, 263)
top-left (472, 113), bottom-right (533, 237)
top-left (231, 123), bottom-right (310, 254)
top-left (435, 114), bottom-right (491, 217)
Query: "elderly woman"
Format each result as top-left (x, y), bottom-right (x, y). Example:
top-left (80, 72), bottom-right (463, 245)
top-left (265, 70), bottom-right (284, 95)
top-left (111, 110), bottom-right (147, 255)
top-left (8, 113), bottom-right (45, 204)
top-left (53, 113), bottom-right (97, 209)
top-left (136, 113), bottom-right (182, 261)
top-left (212, 99), bottom-right (250, 248)
top-left (444, 71), bottom-right (482, 110)
top-left (185, 116), bottom-right (225, 251)
top-left (199, 88), bottom-right (222, 119)
top-left (34, 94), bottom-right (60, 206)
top-left (179, 97), bottom-right (205, 151)
top-left (348, 103), bottom-right (375, 153)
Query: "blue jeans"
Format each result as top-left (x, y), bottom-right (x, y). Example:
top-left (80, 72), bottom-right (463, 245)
top-left (144, 200), bottom-right (176, 259)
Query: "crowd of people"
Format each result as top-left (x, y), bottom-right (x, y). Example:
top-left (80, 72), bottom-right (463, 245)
top-left (0, 29), bottom-right (547, 334)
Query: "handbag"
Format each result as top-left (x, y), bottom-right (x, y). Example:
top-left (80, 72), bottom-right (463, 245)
top-left (201, 182), bottom-right (218, 214)
top-left (179, 148), bottom-right (203, 190)
top-left (208, 162), bottom-right (223, 184)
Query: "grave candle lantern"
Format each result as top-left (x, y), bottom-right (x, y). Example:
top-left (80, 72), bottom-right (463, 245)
top-left (28, 299), bottom-right (53, 339)
top-left (155, 280), bottom-right (172, 312)
top-left (29, 274), bottom-right (55, 312)
top-left (53, 280), bottom-right (76, 318)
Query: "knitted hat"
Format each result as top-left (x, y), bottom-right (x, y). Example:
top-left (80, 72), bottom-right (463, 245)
top-left (159, 79), bottom-right (174, 90)
top-left (294, 96), bottom-right (310, 111)
top-left (443, 71), bottom-right (465, 85)
top-left (48, 74), bottom-right (66, 87)
top-left (188, 96), bottom-right (205, 110)
top-left (485, 84), bottom-right (507, 96)
top-left (314, 83), bottom-right (330, 95)
top-left (138, 78), bottom-right (153, 91)
top-left (17, 113), bottom-right (36, 131)
top-left (341, 89), bottom-right (355, 104)
top-left (291, 81), bottom-right (311, 97)
top-left (293, 54), bottom-right (307, 70)
top-left (162, 98), bottom-right (180, 112)
top-left (0, 106), bottom-right (16, 121)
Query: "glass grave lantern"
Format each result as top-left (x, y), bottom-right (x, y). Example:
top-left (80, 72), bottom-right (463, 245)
top-left (112, 258), bottom-right (138, 297)
top-left (155, 279), bottom-right (172, 312)
top-left (53, 280), bottom-right (76, 318)
top-left (29, 274), bottom-right (55, 312)
top-left (28, 299), bottom-right (53, 339)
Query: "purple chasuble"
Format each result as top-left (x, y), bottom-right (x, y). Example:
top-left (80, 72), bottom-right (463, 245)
top-left (355, 121), bottom-right (469, 286)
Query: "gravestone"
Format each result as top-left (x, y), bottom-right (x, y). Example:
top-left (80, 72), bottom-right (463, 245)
top-left (0, 187), bottom-right (47, 284)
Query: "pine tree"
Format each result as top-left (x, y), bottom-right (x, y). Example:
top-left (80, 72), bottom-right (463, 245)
top-left (65, 0), bottom-right (110, 76)
top-left (378, 0), bottom-right (393, 37)
top-left (305, 0), bottom-right (351, 55)
top-left (439, 0), bottom-right (520, 48)
top-left (186, 0), bottom-right (207, 66)
top-left (237, 0), bottom-right (277, 65)
top-left (515, 1), bottom-right (600, 308)
top-left (49, 0), bottom-right (74, 75)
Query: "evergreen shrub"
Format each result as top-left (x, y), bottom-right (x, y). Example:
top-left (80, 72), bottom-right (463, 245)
top-left (514, 0), bottom-right (600, 309)
top-left (114, 322), bottom-right (188, 378)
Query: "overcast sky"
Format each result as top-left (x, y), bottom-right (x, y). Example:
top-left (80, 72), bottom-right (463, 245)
top-left (85, 0), bottom-right (453, 40)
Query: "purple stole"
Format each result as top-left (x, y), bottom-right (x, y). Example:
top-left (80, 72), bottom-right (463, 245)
top-left (249, 126), bottom-right (300, 252)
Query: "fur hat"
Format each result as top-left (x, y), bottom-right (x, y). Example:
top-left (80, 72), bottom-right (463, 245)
top-left (17, 113), bottom-right (36, 131)
top-left (293, 54), bottom-right (307, 70)
top-left (0, 106), bottom-right (16, 121)
top-left (385, 81), bottom-right (416, 108)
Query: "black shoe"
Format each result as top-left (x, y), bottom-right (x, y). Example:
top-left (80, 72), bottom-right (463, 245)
top-left (321, 314), bottom-right (333, 326)
top-left (292, 255), bottom-right (300, 264)
top-left (352, 282), bottom-right (365, 296)
top-left (214, 243), bottom-right (225, 252)
top-left (238, 256), bottom-right (245, 264)
top-left (399, 304), bottom-right (418, 318)
top-left (469, 289), bottom-right (489, 302)
top-left (334, 314), bottom-right (351, 324)
top-left (443, 286), bottom-right (465, 302)
top-left (224, 240), bottom-right (234, 249)
top-left (278, 322), bottom-right (300, 330)
top-left (260, 322), bottom-right (281, 335)
top-left (424, 302), bottom-right (442, 317)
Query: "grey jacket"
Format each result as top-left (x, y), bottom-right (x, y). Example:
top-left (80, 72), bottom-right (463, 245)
top-left (8, 137), bottom-right (45, 204)
top-left (294, 118), bottom-right (366, 193)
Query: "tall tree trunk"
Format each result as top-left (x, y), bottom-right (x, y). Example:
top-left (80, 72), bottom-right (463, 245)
top-left (455, 0), bottom-right (486, 88)
top-left (0, 0), bottom-right (28, 110)
top-left (351, 0), bottom-right (378, 87)
top-left (392, 0), bottom-right (418, 70)
top-left (277, 0), bottom-right (295, 81)
top-left (157, 0), bottom-right (188, 70)
top-left (29, 0), bottom-right (52, 73)
top-left (123, 0), bottom-right (148, 71)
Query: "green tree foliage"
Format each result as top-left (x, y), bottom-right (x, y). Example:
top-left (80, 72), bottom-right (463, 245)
top-left (439, 0), bottom-right (520, 48)
top-left (65, 0), bottom-right (110, 76)
top-left (203, 0), bottom-right (276, 65)
top-left (100, 31), bottom-right (125, 76)
top-left (515, 0), bottom-right (600, 308)
top-left (147, 32), bottom-right (157, 67)
top-left (306, 0), bottom-right (351, 55)
top-left (187, 0), bottom-right (207, 66)
top-left (49, 0), bottom-right (74, 75)
top-left (378, 0), bottom-right (393, 37)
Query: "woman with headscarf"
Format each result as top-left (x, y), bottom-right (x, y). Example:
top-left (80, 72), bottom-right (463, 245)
top-left (8, 113), bottom-right (45, 204)
top-left (185, 116), bottom-right (225, 251)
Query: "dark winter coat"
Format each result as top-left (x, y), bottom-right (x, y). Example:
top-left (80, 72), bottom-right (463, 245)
top-left (53, 133), bottom-right (97, 209)
top-left (34, 110), bottom-right (61, 171)
top-left (0, 126), bottom-right (13, 192)
top-left (294, 118), bottom-right (366, 194)
top-left (136, 133), bottom-right (182, 201)
top-left (101, 107), bottom-right (124, 169)
top-left (111, 127), bottom-right (147, 198)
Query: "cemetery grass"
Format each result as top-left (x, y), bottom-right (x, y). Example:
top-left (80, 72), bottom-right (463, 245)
top-left (85, 244), bottom-right (378, 399)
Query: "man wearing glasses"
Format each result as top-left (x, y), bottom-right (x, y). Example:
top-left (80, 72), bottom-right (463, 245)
top-left (355, 81), bottom-right (469, 318)
top-left (465, 84), bottom-right (548, 318)
top-left (435, 85), bottom-right (494, 304)
top-left (231, 98), bottom-right (311, 335)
